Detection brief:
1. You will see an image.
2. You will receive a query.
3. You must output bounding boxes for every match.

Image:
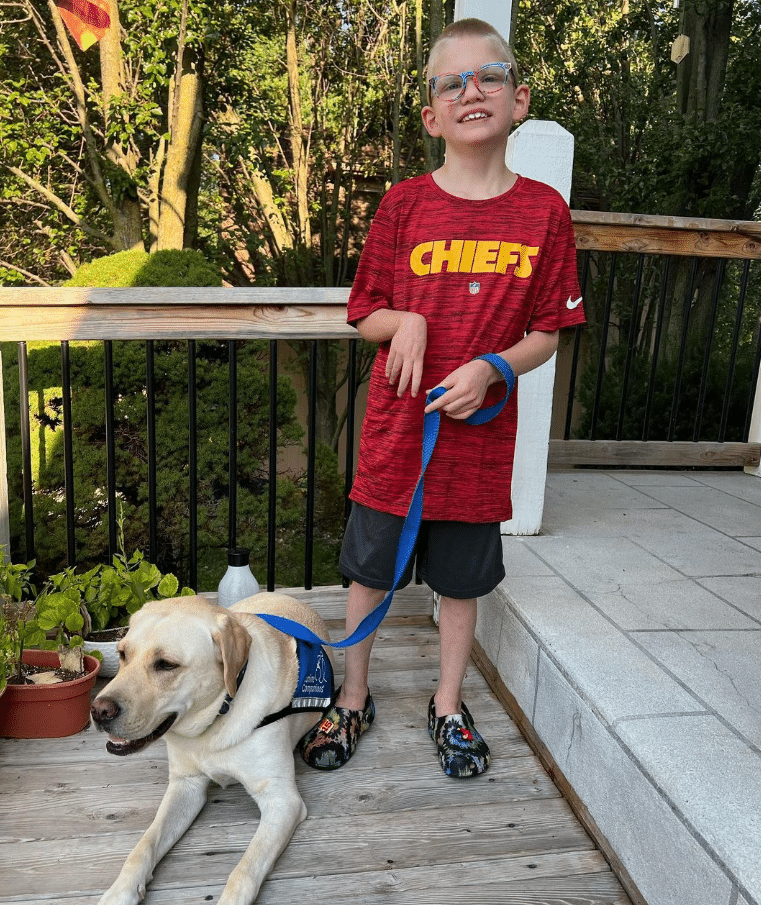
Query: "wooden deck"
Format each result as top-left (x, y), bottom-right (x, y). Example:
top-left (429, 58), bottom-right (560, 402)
top-left (0, 588), bottom-right (632, 904)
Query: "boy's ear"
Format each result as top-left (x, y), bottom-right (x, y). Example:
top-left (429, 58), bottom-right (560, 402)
top-left (512, 84), bottom-right (531, 123)
top-left (421, 105), bottom-right (442, 138)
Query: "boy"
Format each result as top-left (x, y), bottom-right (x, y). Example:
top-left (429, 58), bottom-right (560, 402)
top-left (301, 18), bottom-right (585, 778)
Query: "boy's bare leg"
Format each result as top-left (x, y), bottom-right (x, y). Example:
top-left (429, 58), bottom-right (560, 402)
top-left (434, 596), bottom-right (477, 716)
top-left (335, 582), bottom-right (385, 710)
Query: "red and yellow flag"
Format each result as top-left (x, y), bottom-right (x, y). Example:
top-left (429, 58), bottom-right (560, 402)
top-left (54, 0), bottom-right (111, 51)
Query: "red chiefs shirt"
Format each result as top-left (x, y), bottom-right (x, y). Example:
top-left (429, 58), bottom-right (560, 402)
top-left (348, 174), bottom-right (585, 523)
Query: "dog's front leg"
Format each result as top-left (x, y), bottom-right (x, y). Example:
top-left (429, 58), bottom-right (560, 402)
top-left (217, 780), bottom-right (307, 905)
top-left (99, 774), bottom-right (209, 905)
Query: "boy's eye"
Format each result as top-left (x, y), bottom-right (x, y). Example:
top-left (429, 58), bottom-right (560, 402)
top-left (478, 65), bottom-right (506, 86)
top-left (437, 74), bottom-right (464, 95)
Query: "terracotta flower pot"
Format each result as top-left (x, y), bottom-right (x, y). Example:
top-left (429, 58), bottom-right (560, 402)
top-left (0, 649), bottom-right (101, 738)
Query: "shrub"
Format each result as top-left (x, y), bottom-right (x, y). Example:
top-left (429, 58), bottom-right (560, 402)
top-left (64, 249), bottom-right (222, 288)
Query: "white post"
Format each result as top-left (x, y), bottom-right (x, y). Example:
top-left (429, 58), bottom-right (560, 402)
top-left (501, 122), bottom-right (576, 534)
top-left (745, 365), bottom-right (761, 478)
top-left (454, 0), bottom-right (513, 38)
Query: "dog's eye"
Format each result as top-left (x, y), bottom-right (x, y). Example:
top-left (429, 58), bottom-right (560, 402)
top-left (154, 658), bottom-right (179, 672)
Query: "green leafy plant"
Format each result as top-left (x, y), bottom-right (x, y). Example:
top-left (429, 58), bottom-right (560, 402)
top-left (0, 536), bottom-right (193, 688)
top-left (0, 552), bottom-right (44, 687)
top-left (71, 548), bottom-right (194, 636)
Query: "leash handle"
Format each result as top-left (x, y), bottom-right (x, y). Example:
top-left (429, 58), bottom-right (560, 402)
top-left (256, 353), bottom-right (515, 648)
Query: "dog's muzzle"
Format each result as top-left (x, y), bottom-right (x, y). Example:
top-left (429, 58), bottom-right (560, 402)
top-left (91, 697), bottom-right (177, 756)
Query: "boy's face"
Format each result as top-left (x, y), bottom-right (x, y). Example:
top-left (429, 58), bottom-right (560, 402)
top-left (422, 35), bottom-right (530, 151)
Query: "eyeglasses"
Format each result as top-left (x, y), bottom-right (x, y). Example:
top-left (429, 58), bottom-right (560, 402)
top-left (428, 62), bottom-right (514, 103)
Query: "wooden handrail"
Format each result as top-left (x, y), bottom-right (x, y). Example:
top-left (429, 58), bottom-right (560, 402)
top-left (0, 288), bottom-right (355, 342)
top-left (570, 210), bottom-right (761, 259)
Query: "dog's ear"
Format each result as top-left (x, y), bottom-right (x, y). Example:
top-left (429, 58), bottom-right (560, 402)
top-left (214, 613), bottom-right (252, 698)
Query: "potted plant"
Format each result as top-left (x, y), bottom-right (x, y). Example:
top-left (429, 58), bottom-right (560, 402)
top-left (49, 539), bottom-right (193, 676)
top-left (0, 554), bottom-right (101, 738)
top-left (0, 555), bottom-right (37, 699)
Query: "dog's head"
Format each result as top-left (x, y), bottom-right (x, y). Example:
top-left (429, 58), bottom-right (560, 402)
top-left (90, 596), bottom-right (251, 756)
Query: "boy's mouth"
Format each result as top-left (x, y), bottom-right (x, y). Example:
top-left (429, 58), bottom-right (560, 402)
top-left (460, 111), bottom-right (489, 123)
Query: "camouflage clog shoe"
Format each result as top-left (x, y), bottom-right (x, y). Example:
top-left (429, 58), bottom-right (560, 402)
top-left (428, 696), bottom-right (490, 778)
top-left (299, 689), bottom-right (375, 770)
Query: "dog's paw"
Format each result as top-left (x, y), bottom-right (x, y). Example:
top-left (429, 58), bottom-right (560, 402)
top-left (98, 879), bottom-right (146, 905)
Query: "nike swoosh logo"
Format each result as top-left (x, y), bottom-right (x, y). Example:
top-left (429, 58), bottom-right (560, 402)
top-left (567, 296), bottom-right (583, 309)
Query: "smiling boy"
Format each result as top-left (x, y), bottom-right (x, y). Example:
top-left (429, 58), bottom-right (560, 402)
top-left (300, 18), bottom-right (585, 778)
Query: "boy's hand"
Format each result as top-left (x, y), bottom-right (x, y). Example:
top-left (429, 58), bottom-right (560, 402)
top-left (424, 358), bottom-right (497, 420)
top-left (386, 312), bottom-right (427, 398)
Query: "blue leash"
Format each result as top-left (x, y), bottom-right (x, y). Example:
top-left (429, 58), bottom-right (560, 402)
top-left (255, 353), bottom-right (515, 648)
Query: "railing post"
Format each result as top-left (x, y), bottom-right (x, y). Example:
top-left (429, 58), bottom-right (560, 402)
top-left (454, 0), bottom-right (514, 37)
top-left (502, 120), bottom-right (576, 535)
top-left (746, 365), bottom-right (761, 478)
top-left (0, 351), bottom-right (9, 559)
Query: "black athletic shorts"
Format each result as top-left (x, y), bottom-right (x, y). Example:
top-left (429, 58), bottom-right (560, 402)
top-left (339, 502), bottom-right (506, 599)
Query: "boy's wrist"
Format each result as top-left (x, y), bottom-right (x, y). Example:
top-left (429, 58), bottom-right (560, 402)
top-left (473, 354), bottom-right (515, 392)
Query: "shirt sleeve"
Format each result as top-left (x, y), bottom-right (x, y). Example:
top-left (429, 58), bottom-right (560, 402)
top-left (526, 196), bottom-right (585, 333)
top-left (346, 192), bottom-right (399, 326)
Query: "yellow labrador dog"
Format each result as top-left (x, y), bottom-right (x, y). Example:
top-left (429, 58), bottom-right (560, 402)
top-left (90, 593), bottom-right (334, 905)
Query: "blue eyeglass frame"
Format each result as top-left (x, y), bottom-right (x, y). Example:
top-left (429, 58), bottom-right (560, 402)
top-left (428, 61), bottom-right (514, 103)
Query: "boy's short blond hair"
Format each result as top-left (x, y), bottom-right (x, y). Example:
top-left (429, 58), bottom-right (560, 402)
top-left (425, 18), bottom-right (520, 97)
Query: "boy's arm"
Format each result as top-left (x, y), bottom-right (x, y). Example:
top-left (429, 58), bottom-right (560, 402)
top-left (424, 330), bottom-right (559, 420)
top-left (355, 309), bottom-right (428, 399)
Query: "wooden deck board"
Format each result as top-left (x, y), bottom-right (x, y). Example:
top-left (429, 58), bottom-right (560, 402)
top-left (0, 587), bottom-right (632, 904)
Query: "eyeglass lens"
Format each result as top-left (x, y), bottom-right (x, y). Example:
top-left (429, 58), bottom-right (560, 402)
top-left (434, 63), bottom-right (509, 100)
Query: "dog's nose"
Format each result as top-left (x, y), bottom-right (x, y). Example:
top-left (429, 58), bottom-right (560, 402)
top-left (91, 697), bottom-right (120, 727)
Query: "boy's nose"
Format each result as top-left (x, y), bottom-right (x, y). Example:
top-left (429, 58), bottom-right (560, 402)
top-left (461, 74), bottom-right (485, 100)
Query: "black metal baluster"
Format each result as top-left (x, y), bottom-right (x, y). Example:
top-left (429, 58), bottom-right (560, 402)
top-left (17, 342), bottom-right (34, 562)
top-left (744, 261), bottom-right (761, 442)
top-left (342, 339), bottom-right (358, 587)
top-left (720, 260), bottom-right (750, 441)
top-left (694, 259), bottom-right (726, 441)
top-left (228, 340), bottom-right (237, 551)
top-left (60, 342), bottom-right (76, 566)
top-left (146, 341), bottom-right (158, 563)
top-left (304, 340), bottom-right (317, 590)
top-left (267, 340), bottom-right (278, 592)
top-left (104, 341), bottom-right (117, 558)
top-left (668, 258), bottom-right (699, 441)
top-left (188, 340), bottom-right (198, 590)
top-left (616, 254), bottom-right (645, 440)
top-left (643, 256), bottom-right (672, 441)
top-left (590, 254), bottom-right (617, 439)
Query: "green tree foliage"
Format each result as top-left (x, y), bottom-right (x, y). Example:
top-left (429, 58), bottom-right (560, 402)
top-left (0, 0), bottom-right (221, 283)
top-left (515, 0), bottom-right (761, 220)
top-left (514, 1), bottom-right (761, 441)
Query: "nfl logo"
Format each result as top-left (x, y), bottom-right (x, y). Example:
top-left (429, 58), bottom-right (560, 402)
top-left (469, 281), bottom-right (480, 295)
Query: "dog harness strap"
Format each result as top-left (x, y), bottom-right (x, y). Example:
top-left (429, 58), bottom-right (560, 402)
top-left (256, 354), bottom-right (515, 649)
top-left (220, 641), bottom-right (335, 729)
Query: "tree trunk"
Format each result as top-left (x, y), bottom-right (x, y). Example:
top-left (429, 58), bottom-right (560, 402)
top-left (99, 0), bottom-right (143, 250)
top-left (158, 66), bottom-right (204, 250)
top-left (676, 0), bottom-right (733, 123)
top-left (284, 0), bottom-right (313, 283)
